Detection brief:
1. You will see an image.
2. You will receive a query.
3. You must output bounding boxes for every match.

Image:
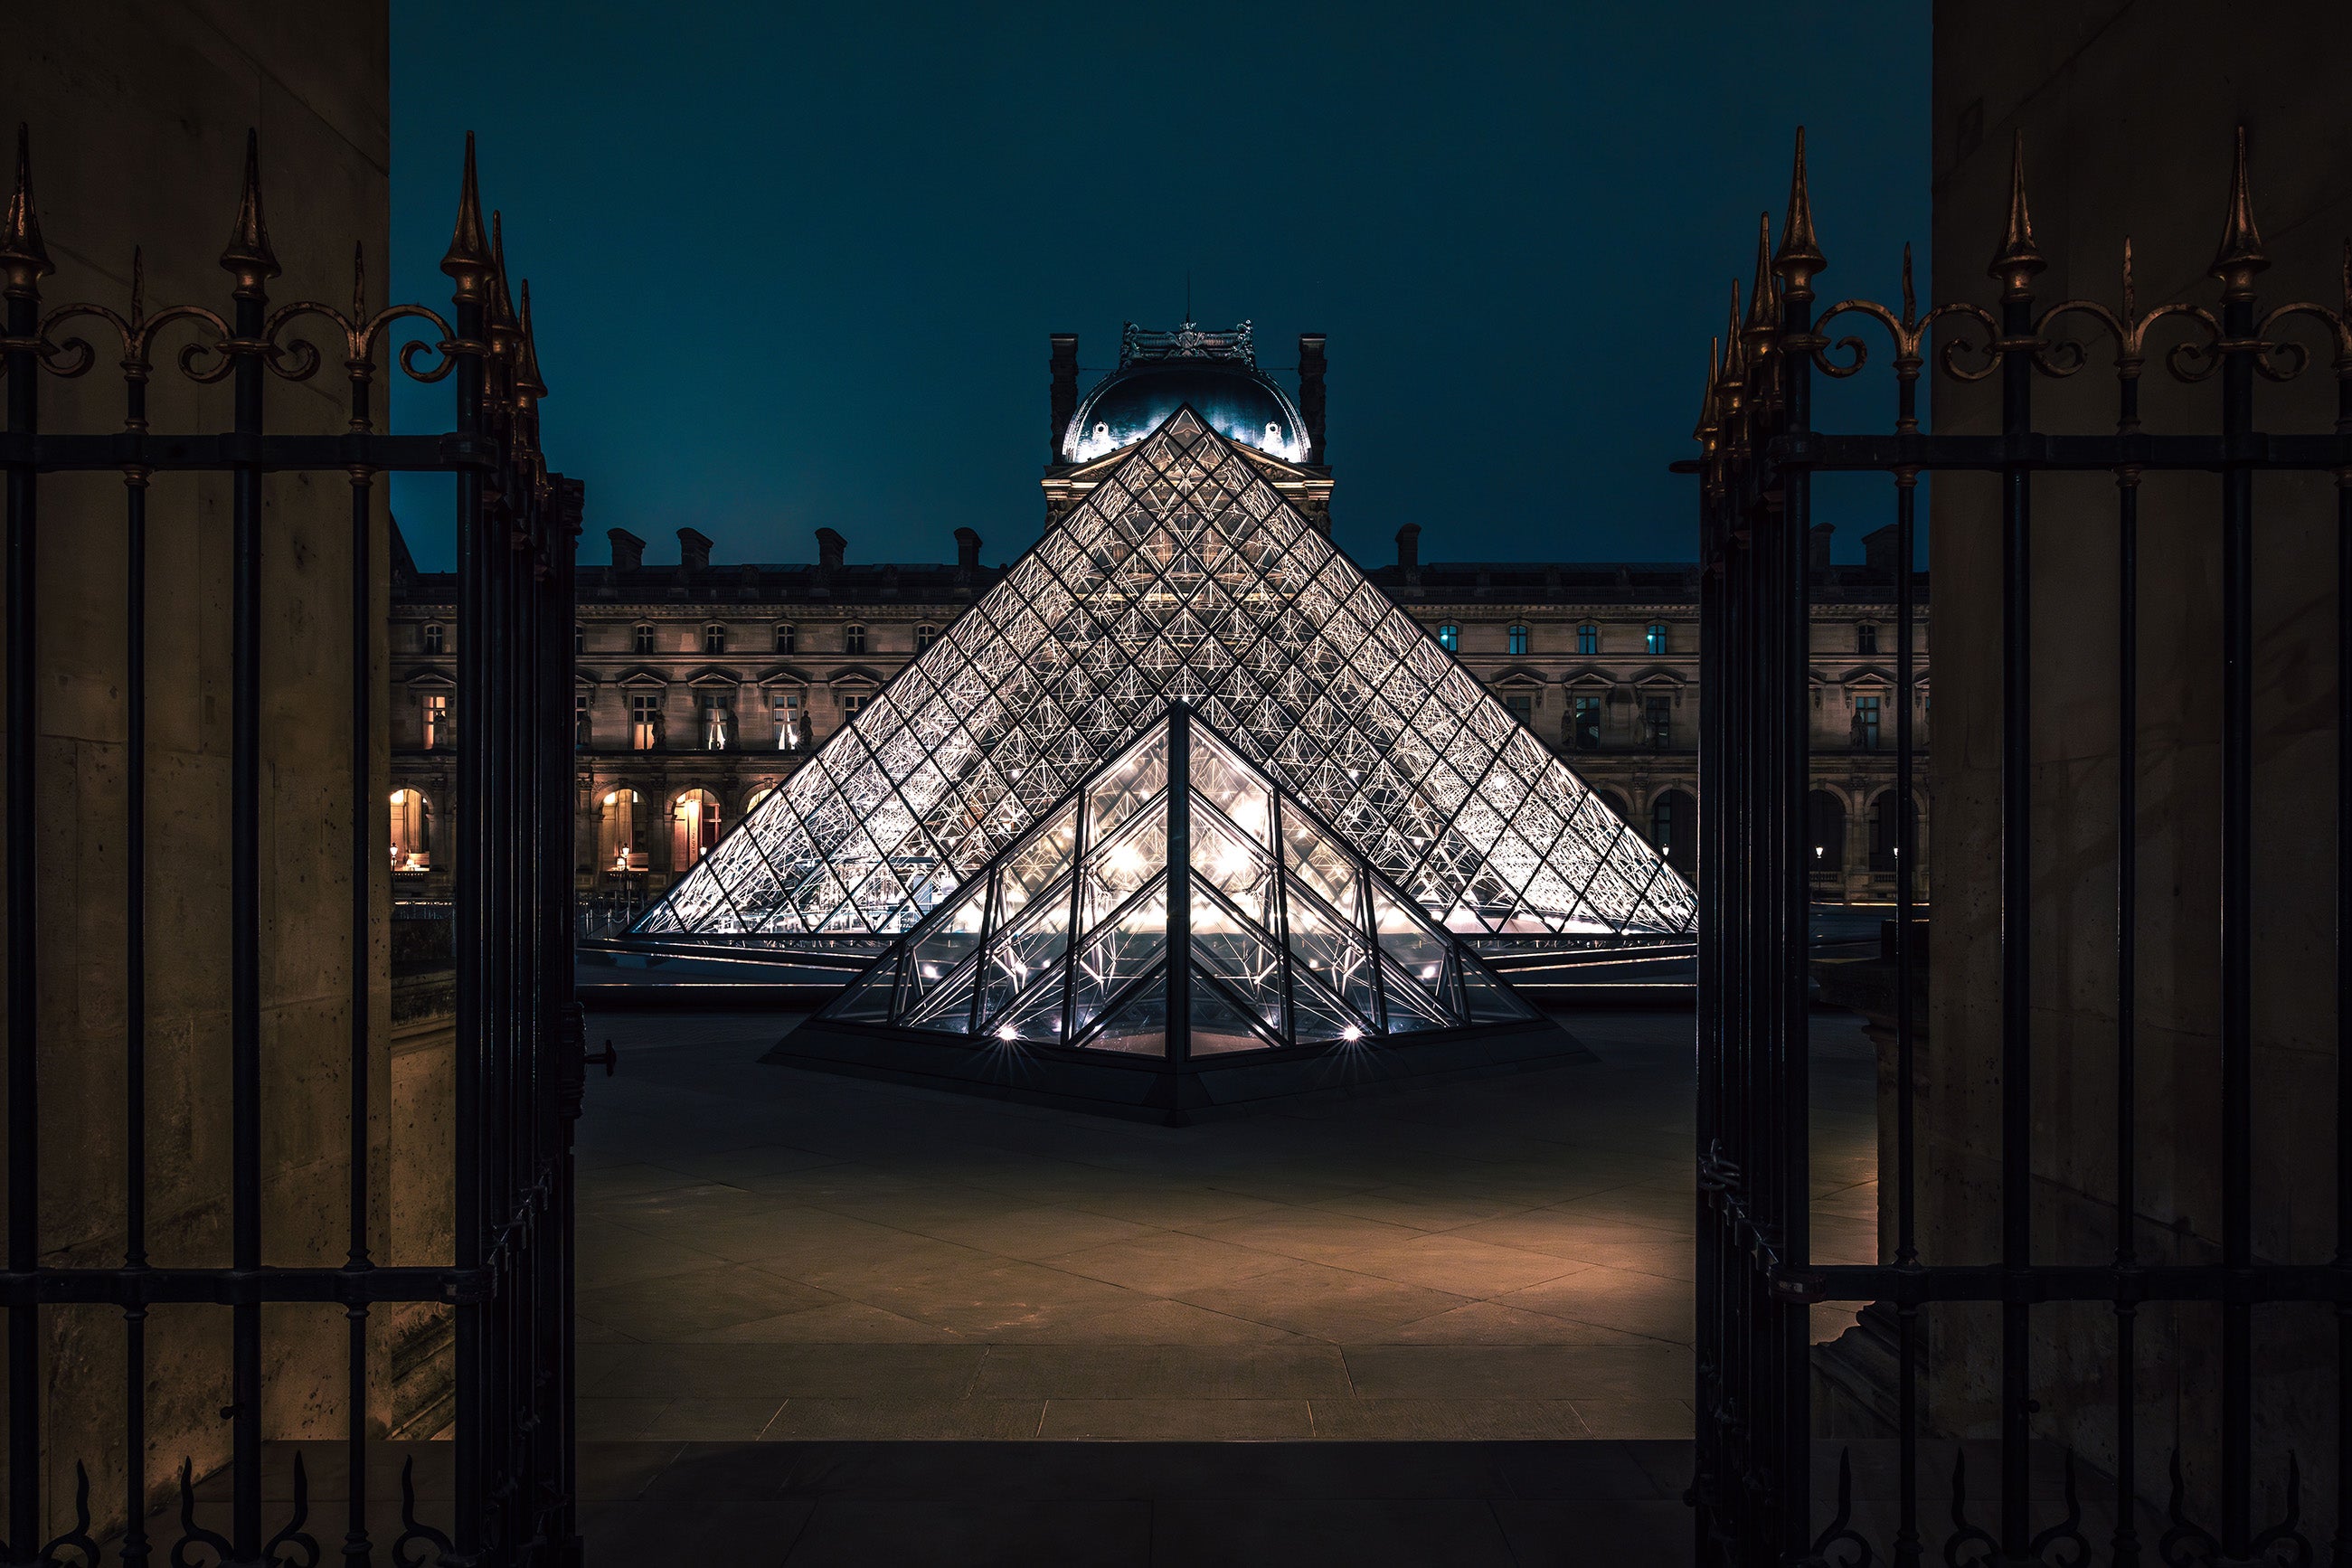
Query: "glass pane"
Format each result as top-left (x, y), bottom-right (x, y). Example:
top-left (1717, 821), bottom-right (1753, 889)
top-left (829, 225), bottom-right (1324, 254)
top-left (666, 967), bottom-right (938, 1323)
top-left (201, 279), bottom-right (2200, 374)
top-left (1378, 953), bottom-right (1458, 1033)
top-left (982, 978), bottom-right (1070, 1045)
top-left (1190, 972), bottom-right (1277, 1055)
top-left (1189, 887), bottom-right (1285, 1030)
top-left (1459, 963), bottom-right (1533, 1022)
top-left (1371, 883), bottom-right (1451, 993)
top-left (1085, 969), bottom-right (1167, 1055)
top-left (828, 948), bottom-right (899, 1023)
top-left (1071, 883), bottom-right (1168, 1032)
top-left (1082, 802), bottom-right (1169, 927)
top-left (1087, 724), bottom-right (1170, 841)
top-left (1289, 971), bottom-right (1369, 1044)
top-left (1281, 813), bottom-right (1359, 918)
top-left (998, 803), bottom-right (1078, 921)
top-left (1285, 893), bottom-right (1377, 1020)
top-left (977, 892), bottom-right (1073, 1027)
top-left (1189, 808), bottom-right (1274, 926)
top-left (1190, 728), bottom-right (1272, 847)
top-left (902, 959), bottom-right (977, 1034)
top-left (906, 881), bottom-right (990, 1005)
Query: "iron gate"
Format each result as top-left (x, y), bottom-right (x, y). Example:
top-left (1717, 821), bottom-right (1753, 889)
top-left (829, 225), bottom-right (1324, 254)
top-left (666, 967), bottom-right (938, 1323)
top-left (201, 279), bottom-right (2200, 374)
top-left (1690, 130), bottom-right (2352, 1563)
top-left (0, 130), bottom-right (582, 1563)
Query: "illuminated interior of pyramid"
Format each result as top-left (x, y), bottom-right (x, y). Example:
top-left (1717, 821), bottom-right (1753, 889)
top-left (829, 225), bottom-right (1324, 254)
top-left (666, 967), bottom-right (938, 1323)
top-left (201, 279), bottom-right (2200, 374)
top-left (634, 407), bottom-right (1695, 944)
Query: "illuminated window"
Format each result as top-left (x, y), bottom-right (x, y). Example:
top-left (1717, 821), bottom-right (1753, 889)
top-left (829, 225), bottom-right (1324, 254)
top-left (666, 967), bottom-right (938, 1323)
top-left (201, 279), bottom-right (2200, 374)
top-left (598, 789), bottom-right (644, 872)
top-left (1646, 623), bottom-right (1667, 656)
top-left (1436, 623), bottom-right (1459, 653)
top-left (421, 693), bottom-right (451, 750)
top-left (422, 622), bottom-right (445, 654)
top-left (674, 789), bottom-right (723, 865)
top-left (704, 622), bottom-right (727, 655)
top-left (774, 623), bottom-right (796, 654)
top-left (845, 624), bottom-right (867, 656)
top-left (1576, 623), bottom-right (1597, 656)
top-left (701, 691), bottom-right (734, 751)
top-left (916, 624), bottom-right (938, 653)
top-left (633, 623), bottom-right (655, 656)
top-left (1854, 694), bottom-right (1881, 751)
top-left (388, 789), bottom-right (432, 872)
top-left (773, 691), bottom-right (802, 750)
top-left (1507, 624), bottom-right (1529, 656)
top-left (629, 693), bottom-right (661, 751)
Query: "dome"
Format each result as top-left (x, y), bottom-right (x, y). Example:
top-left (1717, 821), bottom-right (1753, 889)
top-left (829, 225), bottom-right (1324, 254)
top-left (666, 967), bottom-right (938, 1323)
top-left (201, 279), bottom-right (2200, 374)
top-left (1062, 322), bottom-right (1310, 465)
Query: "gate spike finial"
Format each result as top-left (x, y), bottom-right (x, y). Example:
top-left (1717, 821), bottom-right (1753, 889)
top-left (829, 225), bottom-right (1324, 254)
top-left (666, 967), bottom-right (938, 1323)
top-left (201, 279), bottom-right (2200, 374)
top-left (1720, 279), bottom-right (1748, 384)
top-left (487, 211), bottom-right (519, 335)
top-left (1693, 337), bottom-right (1722, 443)
top-left (517, 279), bottom-right (549, 401)
top-left (1772, 127), bottom-right (1826, 298)
top-left (219, 128), bottom-right (280, 290)
top-left (2, 123), bottom-right (55, 284)
top-left (1743, 213), bottom-right (1781, 351)
top-left (1987, 129), bottom-right (2045, 294)
top-left (2208, 125), bottom-right (2268, 296)
top-left (441, 131), bottom-right (494, 300)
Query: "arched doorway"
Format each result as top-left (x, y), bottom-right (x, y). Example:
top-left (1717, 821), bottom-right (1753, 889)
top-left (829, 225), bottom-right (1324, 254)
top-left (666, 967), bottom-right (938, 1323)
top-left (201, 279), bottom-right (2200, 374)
top-left (1807, 789), bottom-right (1847, 893)
top-left (1649, 788), bottom-right (1696, 881)
top-left (389, 788), bottom-right (433, 873)
top-left (598, 789), bottom-right (645, 873)
top-left (673, 788), bottom-right (723, 867)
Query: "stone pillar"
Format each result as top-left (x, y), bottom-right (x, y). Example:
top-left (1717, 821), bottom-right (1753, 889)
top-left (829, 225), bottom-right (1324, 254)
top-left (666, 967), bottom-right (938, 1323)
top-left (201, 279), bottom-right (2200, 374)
top-left (1049, 333), bottom-right (1079, 458)
top-left (1298, 333), bottom-right (1327, 463)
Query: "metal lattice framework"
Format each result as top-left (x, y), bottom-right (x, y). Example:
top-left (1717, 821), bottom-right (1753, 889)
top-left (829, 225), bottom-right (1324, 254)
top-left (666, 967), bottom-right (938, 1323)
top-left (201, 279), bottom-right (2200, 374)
top-left (637, 406), bottom-right (1696, 941)
top-left (821, 705), bottom-right (1535, 1056)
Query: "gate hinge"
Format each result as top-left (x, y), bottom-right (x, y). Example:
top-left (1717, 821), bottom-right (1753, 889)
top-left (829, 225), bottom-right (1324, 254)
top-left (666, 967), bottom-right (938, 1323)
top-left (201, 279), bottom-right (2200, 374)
top-left (1769, 1269), bottom-right (1828, 1304)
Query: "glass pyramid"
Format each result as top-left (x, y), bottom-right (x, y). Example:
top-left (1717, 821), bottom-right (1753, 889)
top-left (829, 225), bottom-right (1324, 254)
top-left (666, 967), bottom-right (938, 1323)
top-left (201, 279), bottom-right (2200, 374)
top-left (817, 706), bottom-right (1536, 1056)
top-left (636, 406), bottom-right (1696, 942)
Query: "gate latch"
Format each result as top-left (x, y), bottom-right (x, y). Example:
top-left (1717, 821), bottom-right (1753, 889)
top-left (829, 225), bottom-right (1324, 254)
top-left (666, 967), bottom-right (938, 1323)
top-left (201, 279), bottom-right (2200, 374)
top-left (584, 1038), bottom-right (618, 1077)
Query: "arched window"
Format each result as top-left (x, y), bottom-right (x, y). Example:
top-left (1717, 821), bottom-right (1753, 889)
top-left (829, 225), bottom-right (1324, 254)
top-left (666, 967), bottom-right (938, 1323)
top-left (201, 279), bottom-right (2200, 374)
top-left (673, 789), bottom-right (723, 866)
top-left (704, 622), bottom-right (727, 655)
top-left (774, 623), bottom-right (796, 654)
top-left (1576, 623), bottom-right (1598, 656)
top-left (633, 623), bottom-right (655, 656)
top-left (1507, 623), bottom-right (1529, 656)
top-left (389, 789), bottom-right (433, 872)
top-left (1436, 623), bottom-right (1459, 653)
top-left (598, 789), bottom-right (645, 873)
top-left (916, 624), bottom-right (938, 653)
top-left (1646, 622), bottom-right (1668, 656)
top-left (1593, 788), bottom-right (1634, 821)
top-left (422, 622), bottom-right (445, 654)
top-left (1650, 789), bottom-right (1696, 881)
top-left (844, 624), bottom-right (867, 655)
top-left (1808, 789), bottom-right (1847, 885)
top-left (743, 784), bottom-right (778, 817)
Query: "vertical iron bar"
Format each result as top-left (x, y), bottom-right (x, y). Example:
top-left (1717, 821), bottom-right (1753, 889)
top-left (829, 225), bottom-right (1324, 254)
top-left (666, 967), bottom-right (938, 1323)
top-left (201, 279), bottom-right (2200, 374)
top-left (3, 158), bottom-right (40, 1568)
top-left (2216, 251), bottom-right (2256, 1561)
top-left (1894, 456), bottom-right (1922, 1568)
top-left (345, 364), bottom-right (375, 1565)
top-left (1693, 417), bottom-right (1724, 1564)
top-left (122, 400), bottom-right (152, 1568)
top-left (1998, 251), bottom-right (2036, 1560)
top-left (1779, 290), bottom-right (1816, 1563)
top-left (2333, 365), bottom-right (2352, 1568)
top-left (228, 217), bottom-right (268, 1568)
top-left (2114, 373), bottom-right (2144, 1566)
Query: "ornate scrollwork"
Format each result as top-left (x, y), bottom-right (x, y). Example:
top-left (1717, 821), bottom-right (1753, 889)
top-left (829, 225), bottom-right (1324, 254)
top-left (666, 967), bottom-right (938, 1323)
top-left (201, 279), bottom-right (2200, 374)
top-left (2248, 1453), bottom-right (2313, 1567)
top-left (29, 1460), bottom-right (101, 1568)
top-left (391, 1454), bottom-right (455, 1568)
top-left (262, 1450), bottom-right (321, 1568)
top-left (1943, 1449), bottom-right (1998, 1567)
top-left (2028, 1450), bottom-right (2090, 1567)
top-left (170, 1456), bottom-right (234, 1568)
top-left (1797, 1448), bottom-right (1875, 1568)
top-left (1932, 303), bottom-right (2005, 384)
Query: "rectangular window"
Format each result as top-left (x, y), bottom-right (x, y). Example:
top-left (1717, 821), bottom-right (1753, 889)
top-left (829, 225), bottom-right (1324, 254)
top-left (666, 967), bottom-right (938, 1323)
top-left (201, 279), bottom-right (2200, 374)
top-left (1855, 694), bottom-right (1881, 751)
top-left (701, 692), bottom-right (733, 751)
top-left (1504, 692), bottom-right (1535, 726)
top-left (1576, 624), bottom-right (1597, 656)
top-left (422, 693), bottom-right (451, 750)
top-left (1507, 624), bottom-right (1529, 656)
top-left (845, 625), bottom-right (867, 655)
top-left (634, 624), bottom-right (655, 656)
top-left (423, 623), bottom-right (445, 654)
top-left (629, 694), bottom-right (661, 751)
top-left (1642, 694), bottom-right (1672, 749)
top-left (775, 624), bottom-right (796, 654)
top-left (704, 623), bottom-right (727, 655)
top-left (842, 693), bottom-right (868, 723)
top-left (1646, 623), bottom-right (1667, 656)
top-left (1857, 622), bottom-right (1879, 655)
top-left (1573, 694), bottom-right (1603, 751)
top-left (1437, 623), bottom-right (1459, 653)
top-left (916, 624), bottom-right (938, 653)
top-left (574, 693), bottom-right (590, 751)
top-left (573, 623), bottom-right (584, 656)
top-left (773, 692), bottom-right (801, 750)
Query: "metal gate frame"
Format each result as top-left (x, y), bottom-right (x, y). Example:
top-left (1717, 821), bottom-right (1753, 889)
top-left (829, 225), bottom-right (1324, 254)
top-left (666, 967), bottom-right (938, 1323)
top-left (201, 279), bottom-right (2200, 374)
top-left (0, 129), bottom-right (582, 1565)
top-left (1686, 129), bottom-right (2352, 1563)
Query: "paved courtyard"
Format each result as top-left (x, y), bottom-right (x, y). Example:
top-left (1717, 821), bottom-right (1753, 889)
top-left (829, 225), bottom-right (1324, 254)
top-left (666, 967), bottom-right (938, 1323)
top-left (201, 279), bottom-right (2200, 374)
top-left (574, 1006), bottom-right (1878, 1447)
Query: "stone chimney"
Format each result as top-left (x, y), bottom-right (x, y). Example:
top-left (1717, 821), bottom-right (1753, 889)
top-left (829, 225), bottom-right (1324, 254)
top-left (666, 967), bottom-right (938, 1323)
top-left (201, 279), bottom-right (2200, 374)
top-left (955, 527), bottom-right (983, 571)
top-left (1862, 522), bottom-right (1901, 577)
top-left (816, 528), bottom-right (846, 571)
top-left (608, 527), bottom-right (645, 571)
top-left (1809, 522), bottom-right (1836, 576)
top-left (677, 526), bottom-right (713, 571)
top-left (1395, 524), bottom-right (1421, 575)
top-left (1050, 334), bottom-right (1080, 460)
top-left (1298, 334), bottom-right (1327, 464)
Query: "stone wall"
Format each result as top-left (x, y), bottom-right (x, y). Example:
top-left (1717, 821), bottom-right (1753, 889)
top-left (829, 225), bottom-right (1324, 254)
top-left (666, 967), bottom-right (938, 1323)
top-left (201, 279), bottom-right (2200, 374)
top-left (0, 2), bottom-right (392, 1539)
top-left (1928, 0), bottom-right (2350, 1528)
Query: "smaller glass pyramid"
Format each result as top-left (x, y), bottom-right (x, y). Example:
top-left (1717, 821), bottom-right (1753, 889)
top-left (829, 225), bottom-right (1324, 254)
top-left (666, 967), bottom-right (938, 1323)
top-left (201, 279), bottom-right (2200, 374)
top-left (817, 704), bottom-right (1535, 1059)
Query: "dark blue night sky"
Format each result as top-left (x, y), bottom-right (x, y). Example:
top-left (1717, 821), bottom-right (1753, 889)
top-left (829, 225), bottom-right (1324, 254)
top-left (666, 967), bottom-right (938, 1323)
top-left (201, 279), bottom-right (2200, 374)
top-left (389, 2), bottom-right (1927, 573)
